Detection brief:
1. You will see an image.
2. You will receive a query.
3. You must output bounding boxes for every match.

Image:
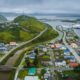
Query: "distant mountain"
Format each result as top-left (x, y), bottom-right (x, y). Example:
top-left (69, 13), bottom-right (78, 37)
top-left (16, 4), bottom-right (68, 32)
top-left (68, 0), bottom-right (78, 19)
top-left (0, 15), bottom-right (7, 22)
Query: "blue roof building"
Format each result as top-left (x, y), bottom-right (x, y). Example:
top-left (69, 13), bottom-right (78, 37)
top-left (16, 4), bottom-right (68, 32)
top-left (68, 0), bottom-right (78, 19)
top-left (28, 68), bottom-right (36, 75)
top-left (64, 55), bottom-right (74, 59)
top-left (0, 43), bottom-right (4, 47)
top-left (39, 45), bottom-right (45, 48)
top-left (65, 49), bottom-right (70, 53)
top-left (30, 52), bottom-right (36, 59)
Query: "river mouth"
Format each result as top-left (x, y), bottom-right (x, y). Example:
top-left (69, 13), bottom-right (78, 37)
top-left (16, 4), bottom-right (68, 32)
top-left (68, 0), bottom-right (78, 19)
top-left (0, 71), bottom-right (11, 80)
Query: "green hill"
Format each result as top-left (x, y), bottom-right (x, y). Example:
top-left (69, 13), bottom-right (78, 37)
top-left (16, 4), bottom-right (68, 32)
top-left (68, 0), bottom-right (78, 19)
top-left (0, 15), bottom-right (45, 43)
top-left (14, 15), bottom-right (45, 33)
top-left (0, 15), bottom-right (7, 22)
top-left (0, 15), bottom-right (58, 43)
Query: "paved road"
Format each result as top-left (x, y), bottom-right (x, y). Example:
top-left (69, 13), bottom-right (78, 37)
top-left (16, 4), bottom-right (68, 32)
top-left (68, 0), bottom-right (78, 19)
top-left (49, 48), bottom-right (55, 80)
top-left (63, 32), bottom-right (80, 63)
top-left (0, 26), bottom-right (48, 63)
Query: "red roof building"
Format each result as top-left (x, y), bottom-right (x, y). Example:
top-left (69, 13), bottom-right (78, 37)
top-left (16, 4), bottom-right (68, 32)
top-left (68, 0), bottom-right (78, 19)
top-left (51, 44), bottom-right (55, 48)
top-left (55, 43), bottom-right (62, 47)
top-left (10, 42), bottom-right (16, 45)
top-left (69, 63), bottom-right (79, 67)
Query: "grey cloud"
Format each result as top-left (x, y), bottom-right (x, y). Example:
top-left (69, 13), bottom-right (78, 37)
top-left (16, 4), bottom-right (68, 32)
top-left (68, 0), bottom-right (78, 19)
top-left (0, 0), bottom-right (80, 14)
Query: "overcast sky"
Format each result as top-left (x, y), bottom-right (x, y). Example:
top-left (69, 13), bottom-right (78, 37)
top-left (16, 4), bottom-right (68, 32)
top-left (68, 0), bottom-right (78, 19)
top-left (0, 0), bottom-right (80, 14)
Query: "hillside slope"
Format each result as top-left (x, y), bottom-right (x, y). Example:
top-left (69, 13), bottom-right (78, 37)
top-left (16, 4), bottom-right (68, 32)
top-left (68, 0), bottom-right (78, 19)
top-left (0, 15), bottom-right (58, 43)
top-left (0, 15), bottom-right (45, 43)
top-left (14, 15), bottom-right (45, 33)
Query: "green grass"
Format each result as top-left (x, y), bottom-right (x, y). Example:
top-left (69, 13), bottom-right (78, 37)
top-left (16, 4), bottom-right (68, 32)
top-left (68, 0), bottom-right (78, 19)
top-left (18, 70), bottom-right (28, 78)
top-left (42, 55), bottom-right (50, 59)
top-left (63, 71), bottom-right (80, 76)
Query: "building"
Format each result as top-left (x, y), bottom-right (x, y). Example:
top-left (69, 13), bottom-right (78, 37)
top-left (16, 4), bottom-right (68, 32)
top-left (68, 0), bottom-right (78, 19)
top-left (55, 60), bottom-right (66, 67)
top-left (0, 43), bottom-right (4, 47)
top-left (55, 43), bottom-right (62, 48)
top-left (58, 45), bottom-right (67, 50)
top-left (44, 68), bottom-right (50, 79)
top-left (29, 52), bottom-right (36, 59)
top-left (10, 42), bottom-right (17, 46)
top-left (64, 55), bottom-right (74, 59)
top-left (25, 76), bottom-right (39, 80)
top-left (71, 43), bottom-right (78, 48)
top-left (51, 44), bottom-right (55, 49)
top-left (64, 49), bottom-right (70, 55)
top-left (69, 63), bottom-right (79, 67)
top-left (28, 68), bottom-right (36, 75)
top-left (39, 45), bottom-right (45, 48)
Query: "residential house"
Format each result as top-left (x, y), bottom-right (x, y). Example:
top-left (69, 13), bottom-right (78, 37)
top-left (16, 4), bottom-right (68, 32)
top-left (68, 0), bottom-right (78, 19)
top-left (71, 43), bottom-right (78, 48)
top-left (29, 52), bottom-right (36, 59)
top-left (64, 55), bottom-right (74, 59)
top-left (55, 60), bottom-right (66, 67)
top-left (55, 43), bottom-right (62, 48)
top-left (0, 43), bottom-right (4, 47)
top-left (28, 68), bottom-right (36, 75)
top-left (69, 63), bottom-right (78, 67)
top-left (25, 76), bottom-right (39, 80)
top-left (51, 44), bottom-right (55, 49)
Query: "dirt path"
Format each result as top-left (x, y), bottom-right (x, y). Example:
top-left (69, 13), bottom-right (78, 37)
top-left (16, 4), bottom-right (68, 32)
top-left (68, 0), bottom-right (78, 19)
top-left (5, 47), bottom-right (30, 67)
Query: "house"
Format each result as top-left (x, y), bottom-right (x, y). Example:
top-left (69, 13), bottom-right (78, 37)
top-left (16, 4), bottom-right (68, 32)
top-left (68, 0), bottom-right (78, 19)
top-left (51, 44), bottom-right (55, 49)
top-left (70, 59), bottom-right (76, 62)
top-left (10, 42), bottom-right (17, 46)
top-left (55, 43), bottom-right (62, 48)
top-left (48, 77), bottom-right (55, 80)
top-left (64, 52), bottom-right (70, 55)
top-left (43, 48), bottom-right (47, 52)
top-left (39, 45), bottom-right (45, 48)
top-left (64, 49), bottom-right (70, 55)
top-left (71, 43), bottom-right (78, 48)
top-left (64, 55), bottom-right (74, 59)
top-left (55, 60), bottom-right (66, 67)
top-left (58, 45), bottom-right (67, 50)
top-left (65, 28), bottom-right (71, 32)
top-left (28, 68), bottom-right (36, 75)
top-left (65, 49), bottom-right (70, 53)
top-left (25, 76), bottom-right (39, 80)
top-left (69, 63), bottom-right (79, 67)
top-left (0, 43), bottom-right (4, 47)
top-left (44, 69), bottom-right (50, 79)
top-left (12, 23), bottom-right (19, 25)
top-left (29, 52), bottom-right (36, 59)
top-left (0, 47), bottom-right (9, 51)
top-left (0, 47), bottom-right (9, 54)
top-left (34, 46), bottom-right (39, 49)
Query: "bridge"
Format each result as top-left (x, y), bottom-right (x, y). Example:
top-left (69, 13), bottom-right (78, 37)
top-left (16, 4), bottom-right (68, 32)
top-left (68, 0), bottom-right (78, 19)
top-left (0, 65), bottom-right (16, 71)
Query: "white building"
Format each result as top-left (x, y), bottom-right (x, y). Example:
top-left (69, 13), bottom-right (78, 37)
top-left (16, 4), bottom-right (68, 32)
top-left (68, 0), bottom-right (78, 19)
top-left (55, 60), bottom-right (66, 67)
top-left (25, 76), bottom-right (40, 80)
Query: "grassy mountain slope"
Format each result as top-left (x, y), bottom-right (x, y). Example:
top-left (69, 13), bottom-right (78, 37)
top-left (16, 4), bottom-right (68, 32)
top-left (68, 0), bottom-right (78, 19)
top-left (0, 15), bottom-right (58, 43)
top-left (0, 15), bottom-right (45, 43)
top-left (14, 15), bottom-right (45, 33)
